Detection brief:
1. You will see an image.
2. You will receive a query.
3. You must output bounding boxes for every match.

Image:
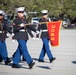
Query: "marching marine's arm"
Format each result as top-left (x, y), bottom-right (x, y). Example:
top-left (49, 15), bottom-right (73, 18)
top-left (13, 24), bottom-right (21, 33)
top-left (3, 21), bottom-right (12, 34)
top-left (5, 26), bottom-right (12, 34)
top-left (26, 27), bottom-right (34, 38)
top-left (37, 19), bottom-right (43, 33)
top-left (13, 19), bottom-right (24, 33)
top-left (36, 20), bottom-right (42, 38)
top-left (26, 25), bottom-right (36, 32)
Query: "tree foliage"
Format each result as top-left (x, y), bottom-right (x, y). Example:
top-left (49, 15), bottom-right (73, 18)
top-left (0, 0), bottom-right (76, 17)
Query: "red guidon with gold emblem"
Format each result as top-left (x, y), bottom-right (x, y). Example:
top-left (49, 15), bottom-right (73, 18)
top-left (47, 21), bottom-right (62, 47)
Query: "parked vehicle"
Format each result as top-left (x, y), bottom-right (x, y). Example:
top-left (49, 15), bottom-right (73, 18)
top-left (31, 17), bottom-right (40, 25)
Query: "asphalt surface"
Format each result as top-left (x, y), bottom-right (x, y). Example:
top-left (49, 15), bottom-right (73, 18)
top-left (0, 30), bottom-right (76, 75)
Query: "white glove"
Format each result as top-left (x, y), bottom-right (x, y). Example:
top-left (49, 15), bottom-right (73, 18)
top-left (32, 37), bottom-right (35, 40)
top-left (20, 23), bottom-right (25, 27)
top-left (6, 33), bottom-right (9, 37)
top-left (36, 38), bottom-right (39, 40)
top-left (12, 39), bottom-right (16, 42)
top-left (12, 33), bottom-right (14, 36)
top-left (36, 31), bottom-right (39, 34)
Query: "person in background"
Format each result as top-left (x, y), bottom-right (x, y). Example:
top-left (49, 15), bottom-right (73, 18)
top-left (36, 10), bottom-right (56, 63)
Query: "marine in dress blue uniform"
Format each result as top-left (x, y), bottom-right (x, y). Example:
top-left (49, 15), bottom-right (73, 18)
top-left (0, 10), bottom-right (12, 65)
top-left (36, 10), bottom-right (56, 63)
top-left (12, 22), bottom-right (35, 62)
top-left (12, 27), bottom-right (35, 61)
top-left (12, 7), bottom-right (36, 69)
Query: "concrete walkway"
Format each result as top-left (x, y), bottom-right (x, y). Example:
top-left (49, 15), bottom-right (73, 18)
top-left (0, 30), bottom-right (76, 75)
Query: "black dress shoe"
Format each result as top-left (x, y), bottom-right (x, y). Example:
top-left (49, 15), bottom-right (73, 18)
top-left (0, 60), bottom-right (3, 62)
top-left (50, 57), bottom-right (56, 63)
top-left (12, 64), bottom-right (21, 68)
top-left (5, 58), bottom-right (11, 65)
top-left (29, 62), bottom-right (35, 69)
top-left (38, 59), bottom-right (44, 62)
top-left (0, 56), bottom-right (3, 62)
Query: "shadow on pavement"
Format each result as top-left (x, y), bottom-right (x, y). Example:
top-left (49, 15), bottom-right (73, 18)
top-left (72, 61), bottom-right (76, 64)
top-left (37, 66), bottom-right (51, 69)
top-left (33, 58), bottom-right (50, 63)
top-left (33, 58), bottom-right (39, 61)
top-left (0, 62), bottom-right (30, 69)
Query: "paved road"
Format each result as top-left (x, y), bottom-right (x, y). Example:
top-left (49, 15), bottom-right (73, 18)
top-left (0, 30), bottom-right (76, 75)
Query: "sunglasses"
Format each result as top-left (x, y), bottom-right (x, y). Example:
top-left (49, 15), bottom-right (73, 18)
top-left (42, 13), bottom-right (47, 15)
top-left (0, 14), bottom-right (3, 16)
top-left (18, 11), bottom-right (24, 13)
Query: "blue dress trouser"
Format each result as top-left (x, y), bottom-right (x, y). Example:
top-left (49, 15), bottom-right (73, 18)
top-left (13, 40), bottom-right (33, 65)
top-left (0, 41), bottom-right (8, 62)
top-left (39, 38), bottom-right (53, 60)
